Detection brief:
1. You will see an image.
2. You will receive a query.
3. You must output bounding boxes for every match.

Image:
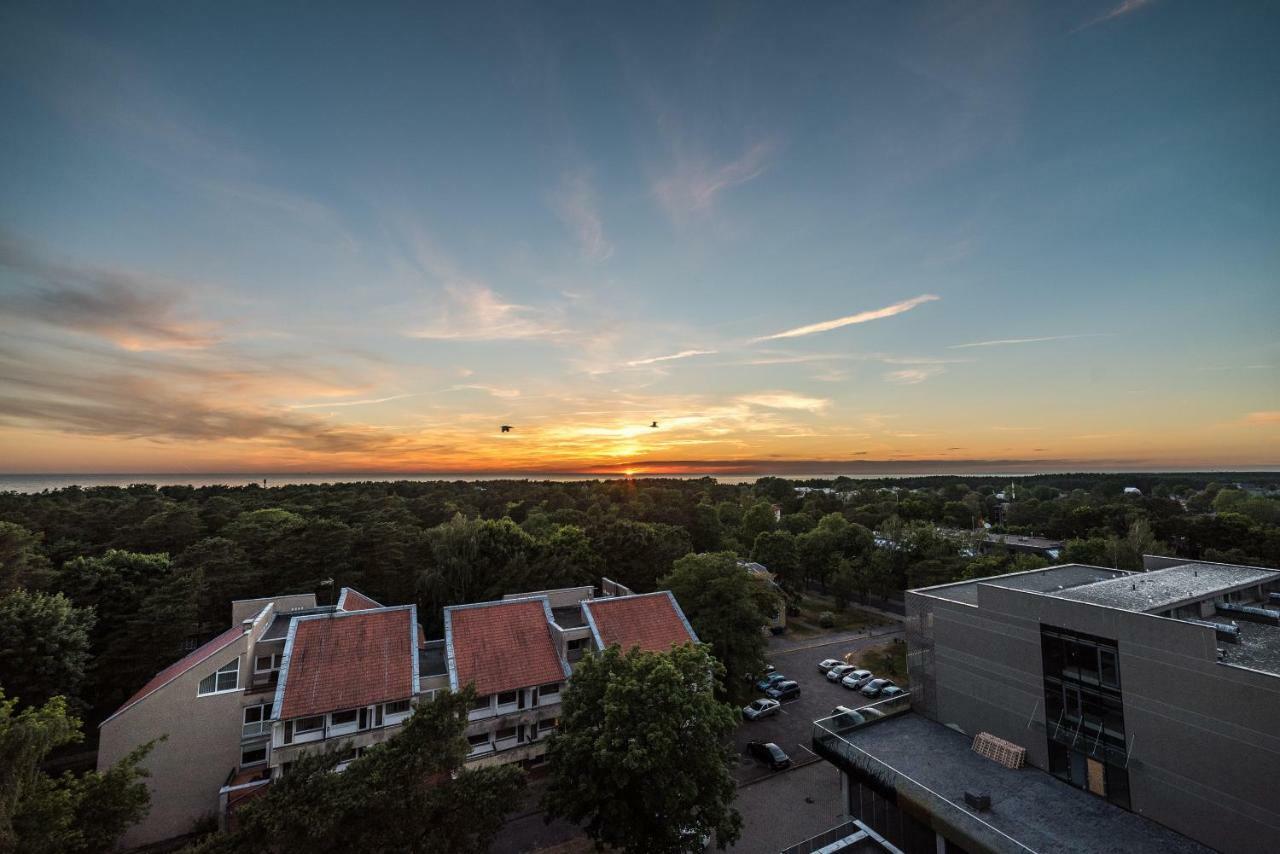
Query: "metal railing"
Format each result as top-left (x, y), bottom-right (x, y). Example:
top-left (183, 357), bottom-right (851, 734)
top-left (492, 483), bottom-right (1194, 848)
top-left (811, 693), bottom-right (1037, 854)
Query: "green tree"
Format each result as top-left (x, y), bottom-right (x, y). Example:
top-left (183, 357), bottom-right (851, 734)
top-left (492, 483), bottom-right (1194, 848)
top-left (176, 537), bottom-right (257, 630)
top-left (0, 523), bottom-right (53, 594)
top-left (660, 552), bottom-right (773, 699)
top-left (749, 530), bottom-right (800, 592)
top-left (0, 590), bottom-right (94, 711)
top-left (739, 501), bottom-right (777, 551)
top-left (587, 519), bottom-right (692, 593)
top-left (191, 689), bottom-right (524, 854)
top-left (1, 691), bottom-right (154, 853)
top-left (543, 644), bottom-right (741, 853)
top-left (58, 551), bottom-right (197, 715)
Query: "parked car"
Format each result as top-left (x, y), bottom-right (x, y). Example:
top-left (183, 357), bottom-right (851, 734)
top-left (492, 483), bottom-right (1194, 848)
top-left (742, 698), bottom-right (782, 720)
top-left (817, 658), bottom-right (842, 673)
top-left (756, 672), bottom-right (787, 692)
top-left (826, 664), bottom-right (856, 682)
top-left (861, 678), bottom-right (897, 698)
top-left (879, 685), bottom-right (907, 699)
top-left (840, 669), bottom-right (874, 690)
top-left (765, 680), bottom-right (801, 701)
top-left (830, 705), bottom-right (867, 728)
top-left (747, 741), bottom-right (792, 771)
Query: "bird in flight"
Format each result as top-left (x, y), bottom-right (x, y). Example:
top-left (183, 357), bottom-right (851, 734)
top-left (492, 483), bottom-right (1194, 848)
top-left (500, 425), bottom-right (512, 433)
top-left (650, 421), bottom-right (659, 428)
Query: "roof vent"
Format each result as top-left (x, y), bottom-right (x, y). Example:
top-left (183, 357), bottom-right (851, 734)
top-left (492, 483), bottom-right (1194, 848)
top-left (965, 791), bottom-right (992, 811)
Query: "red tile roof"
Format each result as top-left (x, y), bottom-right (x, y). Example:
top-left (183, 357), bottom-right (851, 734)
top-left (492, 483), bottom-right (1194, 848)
top-left (446, 599), bottom-right (566, 696)
top-left (278, 608), bottom-right (414, 719)
top-left (337, 588), bottom-right (382, 611)
top-left (104, 625), bottom-right (244, 723)
top-left (584, 593), bottom-right (696, 654)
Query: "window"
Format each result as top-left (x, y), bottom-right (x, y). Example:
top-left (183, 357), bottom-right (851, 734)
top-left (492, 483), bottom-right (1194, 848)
top-left (295, 716), bottom-right (323, 734)
top-left (495, 726), bottom-right (518, 742)
top-left (539, 717), bottom-right (557, 732)
top-left (384, 700), bottom-right (410, 716)
top-left (198, 659), bottom-right (240, 696)
top-left (243, 703), bottom-right (272, 738)
top-left (467, 733), bottom-right (492, 755)
top-left (254, 653), bottom-right (282, 673)
top-left (539, 682), bottom-right (560, 699)
top-left (240, 744), bottom-right (267, 766)
top-left (1099, 649), bottom-right (1119, 688)
top-left (497, 690), bottom-right (519, 706)
top-left (470, 695), bottom-right (491, 713)
top-left (329, 709), bottom-right (358, 735)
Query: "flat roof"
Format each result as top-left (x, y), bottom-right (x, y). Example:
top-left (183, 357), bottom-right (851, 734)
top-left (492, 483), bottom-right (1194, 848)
top-left (261, 606), bottom-right (335, 641)
top-left (1050, 562), bottom-right (1280, 613)
top-left (816, 712), bottom-right (1210, 854)
top-left (1219, 620), bottom-right (1280, 677)
top-left (914, 564), bottom-right (1129, 606)
top-left (551, 605), bottom-right (588, 629)
top-left (981, 533), bottom-right (1064, 549)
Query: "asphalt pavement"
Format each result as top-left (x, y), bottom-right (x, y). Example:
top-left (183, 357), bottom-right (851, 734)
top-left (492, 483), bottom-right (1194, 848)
top-left (733, 628), bottom-right (905, 785)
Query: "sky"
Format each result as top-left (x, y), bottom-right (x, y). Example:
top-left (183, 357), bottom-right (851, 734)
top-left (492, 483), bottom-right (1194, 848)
top-left (0, 0), bottom-right (1277, 476)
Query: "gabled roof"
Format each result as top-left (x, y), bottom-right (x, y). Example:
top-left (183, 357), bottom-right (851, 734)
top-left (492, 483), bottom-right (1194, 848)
top-left (444, 597), bottom-right (570, 696)
top-left (273, 606), bottom-right (418, 719)
top-left (582, 591), bottom-right (698, 654)
top-left (336, 587), bottom-right (383, 611)
top-left (102, 625), bottom-right (244, 726)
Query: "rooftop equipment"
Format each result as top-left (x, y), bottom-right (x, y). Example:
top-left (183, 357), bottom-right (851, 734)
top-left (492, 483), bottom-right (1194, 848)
top-left (1217, 601), bottom-right (1280, 624)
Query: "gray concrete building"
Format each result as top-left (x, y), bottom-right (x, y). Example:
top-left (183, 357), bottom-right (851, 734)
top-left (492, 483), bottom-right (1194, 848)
top-left (900, 557), bottom-right (1280, 853)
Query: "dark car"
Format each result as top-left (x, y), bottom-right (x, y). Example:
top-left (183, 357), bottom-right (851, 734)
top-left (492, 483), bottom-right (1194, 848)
top-left (860, 678), bottom-right (896, 698)
top-left (755, 671), bottom-right (787, 692)
top-left (747, 741), bottom-right (792, 771)
top-left (765, 679), bottom-right (801, 701)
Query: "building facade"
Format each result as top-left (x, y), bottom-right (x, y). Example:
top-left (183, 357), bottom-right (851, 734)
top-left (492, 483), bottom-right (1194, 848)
top-left (99, 580), bottom-right (697, 848)
top-left (903, 557), bottom-right (1280, 853)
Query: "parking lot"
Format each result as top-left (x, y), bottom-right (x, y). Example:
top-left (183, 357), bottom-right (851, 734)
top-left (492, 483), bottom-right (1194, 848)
top-left (733, 627), bottom-right (904, 784)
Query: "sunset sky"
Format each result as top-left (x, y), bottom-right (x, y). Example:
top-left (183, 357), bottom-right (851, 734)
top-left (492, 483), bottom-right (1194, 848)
top-left (1, 1), bottom-right (1277, 475)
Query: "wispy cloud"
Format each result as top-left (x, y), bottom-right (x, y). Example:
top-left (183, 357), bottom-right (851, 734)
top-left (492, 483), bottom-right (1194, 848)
top-left (448, 384), bottom-right (522, 399)
top-left (552, 171), bottom-right (613, 262)
top-left (288, 393), bottom-right (415, 410)
top-left (1071, 0), bottom-right (1157, 34)
top-left (884, 365), bottom-right (946, 385)
top-left (626, 349), bottom-right (718, 367)
top-left (653, 139), bottom-right (776, 222)
top-left (948, 334), bottom-right (1105, 349)
top-left (0, 232), bottom-right (220, 351)
top-left (754, 294), bottom-right (940, 341)
top-left (1244, 411), bottom-right (1280, 426)
top-left (407, 284), bottom-right (568, 341)
top-left (738, 392), bottom-right (830, 412)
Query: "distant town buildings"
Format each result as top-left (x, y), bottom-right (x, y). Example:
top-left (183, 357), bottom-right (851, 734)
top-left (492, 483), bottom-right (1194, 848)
top-left (99, 579), bottom-right (696, 848)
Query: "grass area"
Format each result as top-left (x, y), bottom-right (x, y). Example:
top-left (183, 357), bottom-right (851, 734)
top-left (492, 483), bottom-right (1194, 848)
top-left (785, 593), bottom-right (894, 638)
top-left (849, 640), bottom-right (908, 681)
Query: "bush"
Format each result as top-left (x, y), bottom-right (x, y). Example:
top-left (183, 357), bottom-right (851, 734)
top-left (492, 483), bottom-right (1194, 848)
top-left (818, 611), bottom-right (835, 628)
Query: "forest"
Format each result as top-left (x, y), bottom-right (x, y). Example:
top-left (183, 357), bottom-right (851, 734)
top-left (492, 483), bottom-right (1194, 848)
top-left (1, 471), bottom-right (1278, 740)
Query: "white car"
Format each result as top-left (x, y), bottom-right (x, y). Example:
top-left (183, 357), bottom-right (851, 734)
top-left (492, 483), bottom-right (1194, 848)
top-left (817, 658), bottom-right (842, 673)
top-left (841, 669), bottom-right (874, 690)
top-left (742, 698), bottom-right (782, 720)
top-left (826, 664), bottom-right (856, 682)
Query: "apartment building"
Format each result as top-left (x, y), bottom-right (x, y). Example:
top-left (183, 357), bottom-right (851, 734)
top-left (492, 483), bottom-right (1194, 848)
top-left (859, 556), bottom-right (1280, 853)
top-left (447, 586), bottom-right (698, 767)
top-left (99, 581), bottom-right (697, 848)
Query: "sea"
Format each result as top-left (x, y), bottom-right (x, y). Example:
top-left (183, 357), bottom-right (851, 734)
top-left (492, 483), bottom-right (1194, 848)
top-left (0, 472), bottom-right (870, 493)
top-left (1, 468), bottom-right (1268, 494)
